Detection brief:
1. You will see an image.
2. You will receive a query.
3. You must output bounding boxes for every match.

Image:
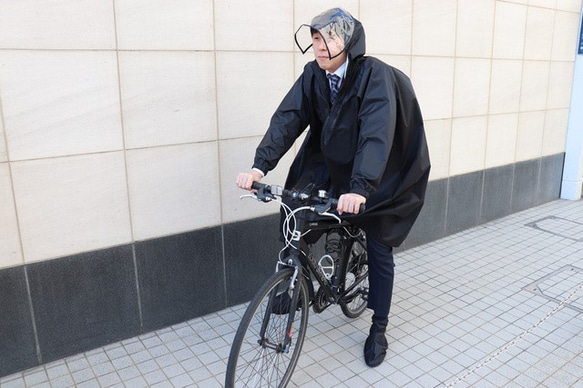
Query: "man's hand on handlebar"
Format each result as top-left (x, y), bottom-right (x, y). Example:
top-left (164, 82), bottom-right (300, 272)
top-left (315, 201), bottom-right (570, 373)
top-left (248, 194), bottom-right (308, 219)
top-left (236, 170), bottom-right (262, 191)
top-left (337, 193), bottom-right (366, 215)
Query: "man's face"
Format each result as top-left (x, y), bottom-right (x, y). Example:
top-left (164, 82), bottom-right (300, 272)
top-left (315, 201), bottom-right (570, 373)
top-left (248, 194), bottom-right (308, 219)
top-left (312, 31), bottom-right (347, 72)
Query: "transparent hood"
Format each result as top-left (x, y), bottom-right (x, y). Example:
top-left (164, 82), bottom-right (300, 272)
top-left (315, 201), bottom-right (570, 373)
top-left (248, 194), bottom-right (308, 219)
top-left (294, 8), bottom-right (355, 59)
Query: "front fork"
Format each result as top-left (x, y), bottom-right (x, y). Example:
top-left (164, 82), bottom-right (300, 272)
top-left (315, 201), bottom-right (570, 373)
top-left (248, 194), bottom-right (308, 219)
top-left (261, 254), bottom-right (303, 353)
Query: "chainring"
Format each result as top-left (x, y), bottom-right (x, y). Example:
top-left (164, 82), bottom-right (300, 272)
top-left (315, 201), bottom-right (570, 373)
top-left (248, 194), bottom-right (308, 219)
top-left (312, 287), bottom-right (331, 313)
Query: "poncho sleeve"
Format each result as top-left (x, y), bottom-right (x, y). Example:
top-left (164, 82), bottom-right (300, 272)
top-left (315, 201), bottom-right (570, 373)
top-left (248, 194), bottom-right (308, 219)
top-left (253, 72), bottom-right (311, 175)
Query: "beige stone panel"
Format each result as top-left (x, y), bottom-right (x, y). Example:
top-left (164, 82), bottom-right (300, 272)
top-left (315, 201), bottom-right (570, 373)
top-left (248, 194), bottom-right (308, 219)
top-left (489, 59), bottom-right (523, 114)
top-left (0, 0), bottom-right (115, 49)
top-left (551, 11), bottom-right (580, 61)
top-left (0, 50), bottom-right (123, 161)
top-left (453, 58), bottom-right (491, 118)
top-left (376, 55), bottom-right (412, 77)
top-left (119, 51), bottom-right (217, 149)
top-left (456, 0), bottom-right (496, 58)
top-left (215, 0), bottom-right (293, 51)
top-left (424, 119), bottom-right (452, 180)
top-left (294, 53), bottom-right (312, 79)
top-left (115, 0), bottom-right (213, 50)
top-left (520, 61), bottom-right (551, 112)
top-left (529, 0), bottom-right (558, 9)
top-left (412, 0), bottom-right (457, 57)
top-left (450, 116), bottom-right (488, 176)
top-left (0, 163), bottom-right (22, 269)
top-left (12, 152), bottom-right (132, 263)
top-left (547, 61), bottom-right (575, 109)
top-left (555, 0), bottom-right (583, 12)
top-left (516, 111), bottom-right (545, 161)
top-left (216, 52), bottom-right (295, 140)
top-left (220, 137), bottom-right (295, 224)
top-left (126, 143), bottom-right (221, 241)
top-left (411, 57), bottom-right (455, 120)
top-left (493, 2), bottom-right (527, 59)
top-left (485, 113), bottom-right (519, 168)
top-left (360, 0), bottom-right (412, 55)
top-left (524, 7), bottom-right (555, 60)
top-left (0, 116), bottom-right (6, 162)
top-left (542, 109), bottom-right (569, 155)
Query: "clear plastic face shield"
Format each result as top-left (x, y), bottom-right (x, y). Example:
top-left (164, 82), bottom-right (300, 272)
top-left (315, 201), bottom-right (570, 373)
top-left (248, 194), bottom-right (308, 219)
top-left (294, 8), bottom-right (355, 60)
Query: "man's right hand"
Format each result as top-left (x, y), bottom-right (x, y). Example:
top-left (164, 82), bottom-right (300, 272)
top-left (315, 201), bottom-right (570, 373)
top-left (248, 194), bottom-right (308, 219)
top-left (236, 170), bottom-right (263, 191)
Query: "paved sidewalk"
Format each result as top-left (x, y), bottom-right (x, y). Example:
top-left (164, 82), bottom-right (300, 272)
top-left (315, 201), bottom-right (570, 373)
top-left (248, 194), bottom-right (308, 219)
top-left (1, 199), bottom-right (582, 387)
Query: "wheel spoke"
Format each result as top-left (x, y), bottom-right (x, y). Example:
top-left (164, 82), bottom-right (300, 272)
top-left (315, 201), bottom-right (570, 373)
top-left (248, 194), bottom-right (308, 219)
top-left (226, 269), bottom-right (309, 387)
top-left (340, 239), bottom-right (369, 318)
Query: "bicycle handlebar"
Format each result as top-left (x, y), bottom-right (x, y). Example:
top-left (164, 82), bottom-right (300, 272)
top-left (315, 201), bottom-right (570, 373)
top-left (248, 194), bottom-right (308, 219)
top-left (251, 182), bottom-right (365, 214)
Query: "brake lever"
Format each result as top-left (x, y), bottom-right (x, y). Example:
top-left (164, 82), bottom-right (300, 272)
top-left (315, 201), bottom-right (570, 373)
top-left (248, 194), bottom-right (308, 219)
top-left (320, 211), bottom-right (342, 223)
top-left (312, 198), bottom-right (335, 215)
top-left (255, 185), bottom-right (275, 203)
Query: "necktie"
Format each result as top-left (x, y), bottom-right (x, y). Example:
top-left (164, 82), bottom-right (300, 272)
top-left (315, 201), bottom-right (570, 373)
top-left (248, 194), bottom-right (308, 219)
top-left (328, 73), bottom-right (341, 103)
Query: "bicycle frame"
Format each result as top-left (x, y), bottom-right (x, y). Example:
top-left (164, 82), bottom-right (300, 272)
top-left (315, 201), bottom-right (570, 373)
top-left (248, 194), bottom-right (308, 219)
top-left (245, 182), bottom-right (367, 354)
top-left (293, 217), bottom-right (355, 302)
top-left (268, 212), bottom-right (366, 345)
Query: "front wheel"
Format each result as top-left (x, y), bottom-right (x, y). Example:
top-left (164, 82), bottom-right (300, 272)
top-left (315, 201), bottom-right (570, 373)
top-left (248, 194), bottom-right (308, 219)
top-left (225, 268), bottom-right (309, 388)
top-left (340, 239), bottom-right (369, 318)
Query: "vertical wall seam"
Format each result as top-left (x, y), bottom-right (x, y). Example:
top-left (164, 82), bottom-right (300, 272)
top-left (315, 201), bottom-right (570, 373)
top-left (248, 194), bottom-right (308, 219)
top-left (292, 0), bottom-right (297, 84)
top-left (131, 244), bottom-right (143, 332)
top-left (23, 266), bottom-right (42, 365)
top-left (515, 1), bottom-right (528, 161)
top-left (479, 1), bottom-right (497, 222)
top-left (111, 0), bottom-right (134, 244)
top-left (410, 0), bottom-right (415, 79)
top-left (536, 157), bottom-right (543, 204)
top-left (212, 0), bottom-right (229, 306)
top-left (111, 0), bottom-right (143, 329)
top-left (0, 61), bottom-right (26, 268)
top-left (445, 0), bottom-right (459, 231)
top-left (543, 6), bottom-right (559, 149)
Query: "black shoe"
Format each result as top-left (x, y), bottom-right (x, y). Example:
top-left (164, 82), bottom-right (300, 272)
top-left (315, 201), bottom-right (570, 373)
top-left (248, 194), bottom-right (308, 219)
top-left (364, 316), bottom-right (388, 367)
top-left (271, 292), bottom-right (292, 314)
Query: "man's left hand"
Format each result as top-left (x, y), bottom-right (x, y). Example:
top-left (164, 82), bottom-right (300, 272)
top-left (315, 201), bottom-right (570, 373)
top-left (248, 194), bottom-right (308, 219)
top-left (337, 193), bottom-right (366, 215)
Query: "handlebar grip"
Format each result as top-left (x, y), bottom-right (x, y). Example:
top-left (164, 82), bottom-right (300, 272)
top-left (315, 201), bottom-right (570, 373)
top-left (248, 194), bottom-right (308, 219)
top-left (251, 181), bottom-right (264, 190)
top-left (329, 198), bottom-right (366, 214)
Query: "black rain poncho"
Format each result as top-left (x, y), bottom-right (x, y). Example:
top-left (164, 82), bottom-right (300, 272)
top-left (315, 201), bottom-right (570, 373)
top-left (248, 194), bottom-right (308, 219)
top-left (252, 10), bottom-right (430, 247)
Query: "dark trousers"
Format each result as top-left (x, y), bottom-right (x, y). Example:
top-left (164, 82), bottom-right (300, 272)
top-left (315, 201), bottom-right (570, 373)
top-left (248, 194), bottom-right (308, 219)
top-left (366, 234), bottom-right (394, 319)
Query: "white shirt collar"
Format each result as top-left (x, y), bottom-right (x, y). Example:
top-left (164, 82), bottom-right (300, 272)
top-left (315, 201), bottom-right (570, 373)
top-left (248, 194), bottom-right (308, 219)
top-left (326, 58), bottom-right (349, 82)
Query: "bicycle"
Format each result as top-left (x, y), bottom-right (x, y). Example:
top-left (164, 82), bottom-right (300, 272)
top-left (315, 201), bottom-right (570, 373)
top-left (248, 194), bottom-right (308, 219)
top-left (225, 182), bottom-right (369, 387)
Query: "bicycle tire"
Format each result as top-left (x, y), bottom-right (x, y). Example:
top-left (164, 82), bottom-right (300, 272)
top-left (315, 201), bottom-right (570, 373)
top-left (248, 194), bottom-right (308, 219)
top-left (339, 240), bottom-right (369, 318)
top-left (225, 268), bottom-right (309, 388)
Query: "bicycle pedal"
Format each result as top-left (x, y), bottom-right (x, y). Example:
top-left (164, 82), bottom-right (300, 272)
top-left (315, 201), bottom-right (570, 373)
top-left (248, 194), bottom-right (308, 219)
top-left (361, 289), bottom-right (369, 301)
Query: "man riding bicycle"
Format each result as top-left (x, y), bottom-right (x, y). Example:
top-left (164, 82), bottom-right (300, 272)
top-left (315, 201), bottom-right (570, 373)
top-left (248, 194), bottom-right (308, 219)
top-left (237, 8), bottom-right (430, 367)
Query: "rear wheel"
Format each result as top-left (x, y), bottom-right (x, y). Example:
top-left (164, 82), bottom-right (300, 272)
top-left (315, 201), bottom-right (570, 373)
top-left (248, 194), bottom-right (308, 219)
top-left (225, 268), bottom-right (309, 387)
top-left (340, 238), bottom-right (369, 318)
